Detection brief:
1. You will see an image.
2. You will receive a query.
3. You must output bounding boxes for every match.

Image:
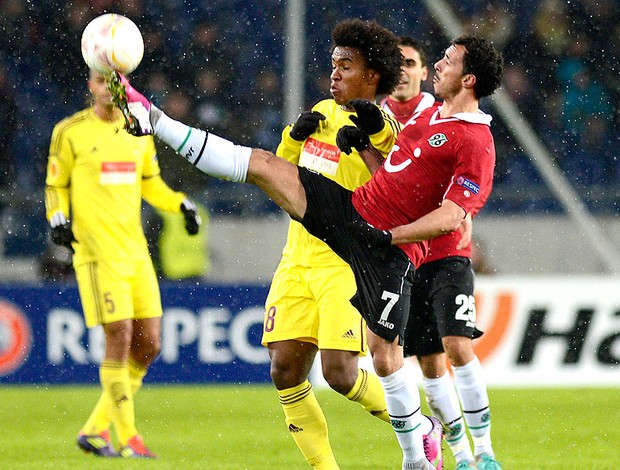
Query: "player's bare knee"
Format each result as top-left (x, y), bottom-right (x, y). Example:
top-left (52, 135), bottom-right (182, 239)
top-left (323, 367), bottom-right (356, 395)
top-left (247, 149), bottom-right (277, 182)
top-left (270, 361), bottom-right (306, 390)
top-left (131, 337), bottom-right (161, 365)
top-left (103, 321), bottom-right (132, 350)
top-left (371, 357), bottom-right (396, 377)
top-left (442, 336), bottom-right (474, 366)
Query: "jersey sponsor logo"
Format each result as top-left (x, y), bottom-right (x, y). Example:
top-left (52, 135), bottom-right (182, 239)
top-left (428, 133), bottom-right (448, 147)
top-left (383, 145), bottom-right (412, 173)
top-left (299, 137), bottom-right (341, 176)
top-left (100, 161), bottom-right (137, 185)
top-left (0, 300), bottom-right (32, 376)
top-left (456, 176), bottom-right (480, 194)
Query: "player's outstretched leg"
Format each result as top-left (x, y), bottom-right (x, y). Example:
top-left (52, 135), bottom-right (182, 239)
top-left (107, 72), bottom-right (252, 183)
top-left (106, 71), bottom-right (153, 136)
top-left (423, 416), bottom-right (444, 470)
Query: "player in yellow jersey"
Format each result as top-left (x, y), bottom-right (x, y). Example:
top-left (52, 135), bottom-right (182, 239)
top-left (262, 19), bottom-right (440, 469)
top-left (45, 70), bottom-right (201, 459)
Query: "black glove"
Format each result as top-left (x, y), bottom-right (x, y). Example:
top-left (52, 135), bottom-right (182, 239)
top-left (289, 111), bottom-right (326, 141)
top-left (348, 98), bottom-right (385, 135)
top-left (51, 223), bottom-right (76, 251)
top-left (336, 125), bottom-right (370, 155)
top-left (180, 199), bottom-right (201, 235)
top-left (348, 220), bottom-right (392, 247)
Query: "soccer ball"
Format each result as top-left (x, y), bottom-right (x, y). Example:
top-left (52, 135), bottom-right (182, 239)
top-left (81, 13), bottom-right (144, 75)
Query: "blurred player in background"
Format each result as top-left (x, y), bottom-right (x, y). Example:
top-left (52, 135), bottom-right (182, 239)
top-left (262, 19), bottom-right (441, 469)
top-left (379, 35), bottom-right (503, 470)
top-left (379, 36), bottom-right (437, 124)
top-left (45, 69), bottom-right (201, 459)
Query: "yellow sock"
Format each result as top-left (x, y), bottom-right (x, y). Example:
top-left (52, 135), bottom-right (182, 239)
top-left (127, 358), bottom-right (147, 395)
top-left (345, 368), bottom-right (390, 423)
top-left (100, 360), bottom-right (137, 445)
top-left (80, 359), bottom-right (146, 437)
top-left (81, 392), bottom-right (112, 435)
top-left (278, 381), bottom-right (339, 470)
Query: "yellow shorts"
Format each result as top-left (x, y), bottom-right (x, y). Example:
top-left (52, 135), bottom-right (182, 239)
top-left (262, 260), bottom-right (367, 354)
top-left (75, 259), bottom-right (162, 328)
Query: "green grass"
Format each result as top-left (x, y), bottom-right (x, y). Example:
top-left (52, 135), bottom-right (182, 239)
top-left (0, 385), bottom-right (618, 469)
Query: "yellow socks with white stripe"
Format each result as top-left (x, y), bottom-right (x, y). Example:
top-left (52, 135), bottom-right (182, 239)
top-left (151, 106), bottom-right (251, 182)
top-left (423, 371), bottom-right (475, 463)
top-left (379, 365), bottom-right (429, 466)
top-left (100, 360), bottom-right (137, 446)
top-left (345, 368), bottom-right (390, 423)
top-left (278, 381), bottom-right (339, 469)
top-left (453, 357), bottom-right (494, 457)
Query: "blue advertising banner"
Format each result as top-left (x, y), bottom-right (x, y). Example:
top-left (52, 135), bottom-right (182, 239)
top-left (0, 283), bottom-right (271, 384)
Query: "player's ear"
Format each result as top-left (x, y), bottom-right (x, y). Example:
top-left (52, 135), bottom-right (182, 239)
top-left (365, 69), bottom-right (380, 87)
top-left (462, 73), bottom-right (476, 90)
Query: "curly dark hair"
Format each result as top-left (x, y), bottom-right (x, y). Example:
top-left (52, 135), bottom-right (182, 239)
top-left (331, 18), bottom-right (402, 95)
top-left (454, 35), bottom-right (504, 99)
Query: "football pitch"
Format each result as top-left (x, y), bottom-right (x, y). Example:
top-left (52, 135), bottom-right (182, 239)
top-left (1, 385), bottom-right (617, 469)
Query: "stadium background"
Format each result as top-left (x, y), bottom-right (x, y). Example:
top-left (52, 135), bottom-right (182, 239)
top-left (0, 0), bottom-right (618, 387)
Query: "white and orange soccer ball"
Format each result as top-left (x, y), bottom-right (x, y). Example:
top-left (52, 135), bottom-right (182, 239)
top-left (81, 13), bottom-right (144, 75)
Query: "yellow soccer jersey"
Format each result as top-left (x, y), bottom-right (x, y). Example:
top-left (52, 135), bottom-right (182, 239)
top-left (277, 99), bottom-right (399, 267)
top-left (45, 108), bottom-right (186, 266)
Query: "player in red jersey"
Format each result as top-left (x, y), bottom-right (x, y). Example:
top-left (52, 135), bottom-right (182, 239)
top-left (108, 34), bottom-right (503, 470)
top-left (376, 34), bottom-right (502, 470)
top-left (365, 35), bottom-right (504, 469)
top-left (379, 36), bottom-right (437, 125)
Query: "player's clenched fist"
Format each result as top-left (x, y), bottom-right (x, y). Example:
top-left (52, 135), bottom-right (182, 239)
top-left (289, 111), bottom-right (326, 141)
top-left (180, 199), bottom-right (201, 235)
top-left (336, 125), bottom-right (370, 155)
top-left (348, 98), bottom-right (385, 135)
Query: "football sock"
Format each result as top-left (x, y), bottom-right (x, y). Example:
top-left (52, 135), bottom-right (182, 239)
top-left (80, 359), bottom-right (147, 436)
top-left (127, 358), bottom-right (147, 395)
top-left (81, 358), bottom-right (147, 435)
top-left (423, 371), bottom-right (475, 463)
top-left (452, 357), bottom-right (494, 457)
top-left (100, 359), bottom-right (137, 445)
top-left (81, 392), bottom-right (112, 435)
top-left (379, 365), bottom-right (427, 464)
top-left (151, 106), bottom-right (251, 182)
top-left (278, 381), bottom-right (339, 469)
top-left (344, 368), bottom-right (390, 423)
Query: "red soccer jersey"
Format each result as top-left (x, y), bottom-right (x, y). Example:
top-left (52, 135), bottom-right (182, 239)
top-left (380, 92), bottom-right (438, 125)
top-left (352, 105), bottom-right (496, 268)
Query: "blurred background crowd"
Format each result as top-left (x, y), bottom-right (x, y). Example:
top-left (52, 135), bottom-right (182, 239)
top-left (0, 0), bottom-right (618, 263)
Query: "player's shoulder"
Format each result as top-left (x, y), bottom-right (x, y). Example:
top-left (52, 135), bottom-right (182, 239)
top-left (53, 108), bottom-right (91, 134)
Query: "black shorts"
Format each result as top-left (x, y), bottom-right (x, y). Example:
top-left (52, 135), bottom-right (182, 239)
top-left (298, 167), bottom-right (415, 343)
top-left (403, 256), bottom-right (483, 357)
